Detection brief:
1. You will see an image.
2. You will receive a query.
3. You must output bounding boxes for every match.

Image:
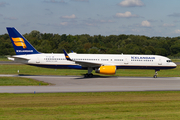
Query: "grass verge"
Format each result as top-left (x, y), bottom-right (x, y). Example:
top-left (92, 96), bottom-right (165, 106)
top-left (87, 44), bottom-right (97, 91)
top-left (0, 56), bottom-right (10, 61)
top-left (0, 64), bottom-right (179, 77)
top-left (0, 77), bottom-right (49, 86)
top-left (171, 59), bottom-right (180, 62)
top-left (0, 91), bottom-right (180, 119)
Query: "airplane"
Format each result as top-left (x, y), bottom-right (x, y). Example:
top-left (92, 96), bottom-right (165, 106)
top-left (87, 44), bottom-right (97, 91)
top-left (6, 27), bottom-right (177, 78)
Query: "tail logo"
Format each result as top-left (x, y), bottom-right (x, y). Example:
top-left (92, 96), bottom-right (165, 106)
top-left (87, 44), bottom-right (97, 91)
top-left (12, 37), bottom-right (27, 49)
top-left (65, 56), bottom-right (69, 58)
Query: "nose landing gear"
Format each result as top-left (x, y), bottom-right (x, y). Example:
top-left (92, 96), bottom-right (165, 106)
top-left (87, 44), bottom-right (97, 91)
top-left (153, 69), bottom-right (159, 78)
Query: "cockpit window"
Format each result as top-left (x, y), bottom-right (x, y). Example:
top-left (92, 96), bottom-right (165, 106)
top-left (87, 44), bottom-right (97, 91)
top-left (166, 60), bottom-right (172, 62)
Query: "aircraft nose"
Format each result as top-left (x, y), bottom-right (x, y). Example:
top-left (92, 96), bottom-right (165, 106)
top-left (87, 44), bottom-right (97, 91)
top-left (173, 62), bottom-right (177, 68)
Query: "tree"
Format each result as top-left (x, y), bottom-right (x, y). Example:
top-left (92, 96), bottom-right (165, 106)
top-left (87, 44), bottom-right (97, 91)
top-left (145, 50), bottom-right (152, 55)
top-left (29, 30), bottom-right (42, 40)
top-left (89, 47), bottom-right (100, 54)
top-left (155, 48), bottom-right (167, 56)
top-left (170, 44), bottom-right (180, 55)
top-left (1, 30), bottom-right (180, 56)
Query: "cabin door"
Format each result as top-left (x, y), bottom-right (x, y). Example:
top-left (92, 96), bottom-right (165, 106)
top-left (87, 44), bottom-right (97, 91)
top-left (36, 56), bottom-right (40, 63)
top-left (124, 58), bottom-right (128, 64)
top-left (158, 59), bottom-right (162, 65)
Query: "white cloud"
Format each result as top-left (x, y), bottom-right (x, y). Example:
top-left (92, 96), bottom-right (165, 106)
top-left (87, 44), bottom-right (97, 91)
top-left (168, 13), bottom-right (180, 17)
top-left (141, 20), bottom-right (151, 27)
top-left (174, 29), bottom-right (180, 34)
top-left (118, 0), bottom-right (144, 7)
top-left (115, 11), bottom-right (138, 18)
top-left (44, 0), bottom-right (66, 4)
top-left (71, 0), bottom-right (89, 2)
top-left (4, 17), bottom-right (18, 20)
top-left (108, 20), bottom-right (113, 22)
top-left (61, 14), bottom-right (76, 19)
top-left (0, 2), bottom-right (8, 7)
top-left (60, 22), bottom-right (68, 26)
top-left (99, 20), bottom-right (114, 23)
top-left (162, 23), bottom-right (175, 27)
top-left (85, 23), bottom-right (96, 26)
top-left (131, 29), bottom-right (140, 32)
top-left (83, 19), bottom-right (114, 27)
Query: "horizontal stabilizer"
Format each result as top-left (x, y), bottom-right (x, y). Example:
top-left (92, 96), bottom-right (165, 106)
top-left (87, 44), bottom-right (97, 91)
top-left (10, 56), bottom-right (30, 60)
top-left (8, 57), bottom-right (14, 61)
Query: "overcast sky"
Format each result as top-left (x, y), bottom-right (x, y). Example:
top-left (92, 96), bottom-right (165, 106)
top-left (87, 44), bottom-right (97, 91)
top-left (1, 0), bottom-right (180, 37)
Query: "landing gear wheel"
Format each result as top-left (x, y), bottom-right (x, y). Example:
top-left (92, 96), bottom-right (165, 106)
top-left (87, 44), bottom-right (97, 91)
top-left (153, 70), bottom-right (159, 78)
top-left (89, 73), bottom-right (93, 78)
top-left (84, 73), bottom-right (93, 78)
top-left (153, 75), bottom-right (157, 78)
top-left (84, 74), bottom-right (88, 78)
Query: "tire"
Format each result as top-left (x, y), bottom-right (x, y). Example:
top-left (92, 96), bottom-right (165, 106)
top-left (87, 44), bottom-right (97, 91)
top-left (153, 75), bottom-right (157, 78)
top-left (84, 74), bottom-right (88, 78)
top-left (89, 74), bottom-right (93, 78)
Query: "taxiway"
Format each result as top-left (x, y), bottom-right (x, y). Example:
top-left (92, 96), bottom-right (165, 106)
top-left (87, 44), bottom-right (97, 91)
top-left (0, 75), bottom-right (180, 93)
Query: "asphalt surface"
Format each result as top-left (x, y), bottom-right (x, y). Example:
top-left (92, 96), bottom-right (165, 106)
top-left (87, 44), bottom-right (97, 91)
top-left (0, 75), bottom-right (180, 93)
top-left (0, 61), bottom-right (22, 64)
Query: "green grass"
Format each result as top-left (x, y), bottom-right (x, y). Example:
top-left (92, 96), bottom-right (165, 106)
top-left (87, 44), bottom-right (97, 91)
top-left (171, 59), bottom-right (180, 62)
top-left (0, 77), bottom-right (49, 86)
top-left (0, 56), bottom-right (10, 61)
top-left (0, 64), bottom-right (86, 76)
top-left (115, 65), bottom-right (180, 77)
top-left (0, 91), bottom-right (180, 120)
top-left (0, 64), bottom-right (179, 77)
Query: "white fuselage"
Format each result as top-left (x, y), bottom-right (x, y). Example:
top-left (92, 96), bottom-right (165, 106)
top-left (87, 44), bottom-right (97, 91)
top-left (10, 53), bottom-right (177, 70)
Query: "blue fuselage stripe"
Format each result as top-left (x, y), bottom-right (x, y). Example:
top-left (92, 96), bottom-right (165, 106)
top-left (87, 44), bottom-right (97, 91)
top-left (28, 64), bottom-right (86, 69)
top-left (28, 64), bottom-right (176, 70)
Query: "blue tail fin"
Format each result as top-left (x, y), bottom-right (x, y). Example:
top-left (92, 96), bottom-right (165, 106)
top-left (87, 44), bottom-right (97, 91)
top-left (6, 27), bottom-right (40, 55)
top-left (63, 49), bottom-right (72, 61)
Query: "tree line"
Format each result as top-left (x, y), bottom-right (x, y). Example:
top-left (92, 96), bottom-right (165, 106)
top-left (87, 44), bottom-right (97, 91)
top-left (0, 30), bottom-right (180, 57)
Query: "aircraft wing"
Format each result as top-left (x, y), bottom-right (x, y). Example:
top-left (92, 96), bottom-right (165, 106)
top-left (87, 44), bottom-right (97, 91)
top-left (63, 49), bottom-right (102, 67)
top-left (73, 60), bottom-right (101, 67)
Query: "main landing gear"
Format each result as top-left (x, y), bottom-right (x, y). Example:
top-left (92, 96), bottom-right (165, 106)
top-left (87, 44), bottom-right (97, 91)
top-left (153, 69), bottom-right (159, 78)
top-left (84, 73), bottom-right (93, 78)
top-left (84, 67), bottom-right (93, 78)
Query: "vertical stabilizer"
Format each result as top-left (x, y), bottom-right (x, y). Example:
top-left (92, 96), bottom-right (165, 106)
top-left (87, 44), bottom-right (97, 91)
top-left (6, 27), bottom-right (40, 55)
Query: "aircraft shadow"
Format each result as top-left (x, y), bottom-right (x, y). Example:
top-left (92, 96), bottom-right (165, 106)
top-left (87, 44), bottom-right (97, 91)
top-left (74, 74), bottom-right (118, 79)
top-left (18, 74), bottom-right (40, 76)
top-left (18, 74), bottom-right (118, 79)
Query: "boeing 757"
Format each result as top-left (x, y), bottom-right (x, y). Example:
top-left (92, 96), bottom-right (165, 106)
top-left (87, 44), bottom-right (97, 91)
top-left (6, 27), bottom-right (177, 78)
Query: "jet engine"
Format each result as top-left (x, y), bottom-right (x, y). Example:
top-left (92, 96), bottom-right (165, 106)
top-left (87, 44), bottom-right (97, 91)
top-left (95, 65), bottom-right (116, 75)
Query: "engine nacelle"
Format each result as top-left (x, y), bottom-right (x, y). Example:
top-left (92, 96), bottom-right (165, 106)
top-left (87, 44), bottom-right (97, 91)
top-left (95, 66), bottom-right (116, 75)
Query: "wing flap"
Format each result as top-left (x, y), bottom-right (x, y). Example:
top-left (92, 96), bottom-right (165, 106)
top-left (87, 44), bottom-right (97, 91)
top-left (75, 61), bottom-right (101, 67)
